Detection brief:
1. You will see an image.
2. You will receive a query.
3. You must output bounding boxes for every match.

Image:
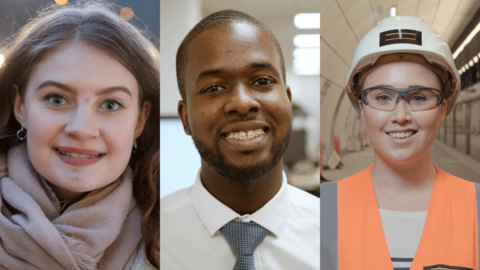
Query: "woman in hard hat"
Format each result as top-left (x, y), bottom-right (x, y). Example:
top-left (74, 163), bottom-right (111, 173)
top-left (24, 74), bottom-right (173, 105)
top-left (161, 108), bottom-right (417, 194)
top-left (321, 16), bottom-right (478, 270)
top-left (0, 1), bottom-right (159, 269)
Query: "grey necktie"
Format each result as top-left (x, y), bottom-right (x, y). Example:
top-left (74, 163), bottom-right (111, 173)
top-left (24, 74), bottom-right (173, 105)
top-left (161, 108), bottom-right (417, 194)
top-left (220, 221), bottom-right (269, 270)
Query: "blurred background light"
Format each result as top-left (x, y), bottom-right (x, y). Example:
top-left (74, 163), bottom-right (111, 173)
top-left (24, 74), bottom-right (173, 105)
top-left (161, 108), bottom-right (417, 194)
top-left (294, 13), bottom-right (320, 29)
top-left (293, 34), bottom-right (320, 48)
top-left (390, 6), bottom-right (396, 17)
top-left (0, 54), bottom-right (4, 66)
top-left (120, 7), bottom-right (134, 21)
top-left (55, 0), bottom-right (68, 5)
top-left (453, 21), bottom-right (480, 59)
top-left (293, 48), bottom-right (320, 75)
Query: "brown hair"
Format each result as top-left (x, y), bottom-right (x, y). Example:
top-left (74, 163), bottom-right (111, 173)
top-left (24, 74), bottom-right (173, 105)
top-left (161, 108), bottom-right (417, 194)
top-left (0, 1), bottom-right (159, 267)
top-left (176, 9), bottom-right (286, 101)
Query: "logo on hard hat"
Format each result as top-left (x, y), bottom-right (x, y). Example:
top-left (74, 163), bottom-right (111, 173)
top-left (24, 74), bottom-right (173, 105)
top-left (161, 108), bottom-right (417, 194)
top-left (423, 264), bottom-right (473, 270)
top-left (380, 29), bottom-right (422, 47)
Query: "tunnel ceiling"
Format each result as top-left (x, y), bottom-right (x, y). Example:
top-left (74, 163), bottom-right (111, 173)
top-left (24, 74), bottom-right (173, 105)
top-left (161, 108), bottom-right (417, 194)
top-left (321, 0), bottom-right (480, 89)
top-left (320, 0), bottom-right (480, 148)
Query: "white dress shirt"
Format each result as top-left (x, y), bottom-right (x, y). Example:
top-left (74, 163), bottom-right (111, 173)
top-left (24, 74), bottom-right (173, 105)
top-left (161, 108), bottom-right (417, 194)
top-left (161, 170), bottom-right (320, 270)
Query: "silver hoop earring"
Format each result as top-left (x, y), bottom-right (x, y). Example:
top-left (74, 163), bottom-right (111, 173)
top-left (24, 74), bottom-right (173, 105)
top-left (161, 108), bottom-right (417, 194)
top-left (17, 125), bottom-right (27, 141)
top-left (132, 141), bottom-right (137, 153)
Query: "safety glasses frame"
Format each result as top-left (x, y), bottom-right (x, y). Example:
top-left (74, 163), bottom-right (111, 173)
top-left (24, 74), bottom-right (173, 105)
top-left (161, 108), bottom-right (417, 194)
top-left (360, 86), bottom-right (444, 111)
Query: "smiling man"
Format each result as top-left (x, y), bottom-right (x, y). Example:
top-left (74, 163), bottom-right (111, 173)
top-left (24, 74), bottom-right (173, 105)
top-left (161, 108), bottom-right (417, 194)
top-left (160, 9), bottom-right (320, 270)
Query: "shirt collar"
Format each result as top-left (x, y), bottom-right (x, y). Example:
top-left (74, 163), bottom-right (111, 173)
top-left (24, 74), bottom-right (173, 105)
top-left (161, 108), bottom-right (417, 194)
top-left (191, 169), bottom-right (291, 238)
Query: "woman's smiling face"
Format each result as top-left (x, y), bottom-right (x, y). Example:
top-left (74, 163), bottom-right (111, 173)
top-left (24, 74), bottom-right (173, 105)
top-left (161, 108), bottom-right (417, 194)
top-left (14, 41), bottom-right (149, 200)
top-left (360, 61), bottom-right (446, 164)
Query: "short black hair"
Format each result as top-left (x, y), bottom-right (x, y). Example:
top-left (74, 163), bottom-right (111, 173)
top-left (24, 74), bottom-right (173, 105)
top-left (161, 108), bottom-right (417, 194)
top-left (176, 9), bottom-right (286, 101)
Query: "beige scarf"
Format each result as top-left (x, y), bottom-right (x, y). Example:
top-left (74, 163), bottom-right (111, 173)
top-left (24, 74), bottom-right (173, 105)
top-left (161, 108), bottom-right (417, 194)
top-left (0, 143), bottom-right (142, 270)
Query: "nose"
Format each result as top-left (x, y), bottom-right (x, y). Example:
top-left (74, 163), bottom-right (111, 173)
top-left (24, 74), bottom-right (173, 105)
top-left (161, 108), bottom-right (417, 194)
top-left (64, 104), bottom-right (99, 141)
top-left (391, 97), bottom-right (412, 123)
top-left (224, 83), bottom-right (261, 116)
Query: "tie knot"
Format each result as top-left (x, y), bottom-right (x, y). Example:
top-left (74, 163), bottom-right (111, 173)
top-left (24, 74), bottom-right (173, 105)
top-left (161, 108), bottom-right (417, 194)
top-left (220, 221), bottom-right (269, 256)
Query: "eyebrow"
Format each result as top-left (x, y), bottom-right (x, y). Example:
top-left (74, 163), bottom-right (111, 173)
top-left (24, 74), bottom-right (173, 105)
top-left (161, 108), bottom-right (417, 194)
top-left (249, 61), bottom-right (275, 70)
top-left (37, 80), bottom-right (132, 98)
top-left (195, 61), bottom-right (277, 84)
top-left (195, 68), bottom-right (225, 84)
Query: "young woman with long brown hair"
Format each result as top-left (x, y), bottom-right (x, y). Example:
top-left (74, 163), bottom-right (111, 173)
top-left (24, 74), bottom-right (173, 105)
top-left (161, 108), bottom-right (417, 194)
top-left (0, 1), bottom-right (159, 269)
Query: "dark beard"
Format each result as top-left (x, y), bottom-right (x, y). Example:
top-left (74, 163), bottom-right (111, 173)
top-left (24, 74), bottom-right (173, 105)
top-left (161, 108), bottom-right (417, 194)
top-left (192, 125), bottom-right (291, 182)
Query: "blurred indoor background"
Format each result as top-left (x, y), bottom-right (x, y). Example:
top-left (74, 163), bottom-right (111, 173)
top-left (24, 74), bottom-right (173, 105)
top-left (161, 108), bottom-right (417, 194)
top-left (160, 0), bottom-right (320, 198)
top-left (320, 0), bottom-right (480, 184)
top-left (0, 0), bottom-right (159, 48)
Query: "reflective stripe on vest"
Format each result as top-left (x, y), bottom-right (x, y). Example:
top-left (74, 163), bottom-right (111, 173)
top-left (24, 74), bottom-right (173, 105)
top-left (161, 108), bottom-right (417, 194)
top-left (321, 181), bottom-right (338, 270)
top-left (321, 165), bottom-right (480, 270)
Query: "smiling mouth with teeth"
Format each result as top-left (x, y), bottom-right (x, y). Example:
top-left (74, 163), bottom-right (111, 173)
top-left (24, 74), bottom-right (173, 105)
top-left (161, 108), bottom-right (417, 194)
top-left (222, 128), bottom-right (267, 141)
top-left (54, 148), bottom-right (104, 159)
top-left (386, 130), bottom-right (417, 139)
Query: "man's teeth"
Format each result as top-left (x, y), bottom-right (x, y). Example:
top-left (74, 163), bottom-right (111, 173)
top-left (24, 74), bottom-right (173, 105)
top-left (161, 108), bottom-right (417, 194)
top-left (225, 129), bottom-right (265, 140)
top-left (387, 131), bottom-right (415, 139)
top-left (57, 149), bottom-right (101, 159)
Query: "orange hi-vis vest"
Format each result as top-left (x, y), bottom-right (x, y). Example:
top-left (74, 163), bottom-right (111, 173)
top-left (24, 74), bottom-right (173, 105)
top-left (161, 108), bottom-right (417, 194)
top-left (321, 164), bottom-right (480, 270)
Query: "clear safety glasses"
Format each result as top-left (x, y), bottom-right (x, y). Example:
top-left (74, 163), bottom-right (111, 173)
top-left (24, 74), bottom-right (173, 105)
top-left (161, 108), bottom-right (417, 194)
top-left (361, 86), bottom-right (444, 111)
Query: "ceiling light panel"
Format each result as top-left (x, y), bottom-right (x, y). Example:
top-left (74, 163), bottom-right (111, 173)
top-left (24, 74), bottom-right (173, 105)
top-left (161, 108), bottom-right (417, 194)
top-left (294, 13), bottom-right (320, 29)
top-left (293, 34), bottom-right (320, 48)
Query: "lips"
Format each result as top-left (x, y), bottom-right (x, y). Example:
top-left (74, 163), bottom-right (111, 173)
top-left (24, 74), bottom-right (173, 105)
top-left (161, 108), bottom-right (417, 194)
top-left (53, 146), bottom-right (106, 166)
top-left (223, 128), bottom-right (266, 140)
top-left (386, 130), bottom-right (418, 139)
top-left (220, 121), bottom-right (270, 136)
top-left (220, 121), bottom-right (271, 150)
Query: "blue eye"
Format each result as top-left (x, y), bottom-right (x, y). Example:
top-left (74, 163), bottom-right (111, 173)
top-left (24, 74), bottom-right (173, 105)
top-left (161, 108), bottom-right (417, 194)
top-left (411, 95), bottom-right (427, 103)
top-left (103, 99), bottom-right (124, 112)
top-left (376, 94), bottom-right (393, 103)
top-left (45, 94), bottom-right (67, 106)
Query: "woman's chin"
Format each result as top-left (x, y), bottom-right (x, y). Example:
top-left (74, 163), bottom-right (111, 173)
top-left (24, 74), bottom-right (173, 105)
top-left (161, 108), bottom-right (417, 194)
top-left (376, 148), bottom-right (427, 166)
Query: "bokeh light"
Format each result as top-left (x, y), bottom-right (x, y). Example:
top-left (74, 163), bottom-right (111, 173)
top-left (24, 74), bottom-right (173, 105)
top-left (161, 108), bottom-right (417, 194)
top-left (55, 0), bottom-right (68, 5)
top-left (294, 13), bottom-right (320, 29)
top-left (0, 54), bottom-right (4, 67)
top-left (120, 7), bottom-right (134, 21)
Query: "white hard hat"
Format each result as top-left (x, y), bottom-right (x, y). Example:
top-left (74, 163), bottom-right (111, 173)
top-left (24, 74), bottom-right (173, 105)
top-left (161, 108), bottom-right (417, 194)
top-left (346, 16), bottom-right (460, 116)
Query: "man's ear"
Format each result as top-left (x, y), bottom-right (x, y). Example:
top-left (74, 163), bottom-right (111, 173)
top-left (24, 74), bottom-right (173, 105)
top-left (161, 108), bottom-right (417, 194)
top-left (134, 101), bottom-right (151, 139)
top-left (286, 85), bottom-right (292, 102)
top-left (178, 100), bottom-right (191, 135)
top-left (13, 85), bottom-right (26, 127)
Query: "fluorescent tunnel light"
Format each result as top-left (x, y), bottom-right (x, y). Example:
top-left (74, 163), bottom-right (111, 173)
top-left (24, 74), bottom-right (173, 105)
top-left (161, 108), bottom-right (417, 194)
top-left (453, 22), bottom-right (480, 59)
